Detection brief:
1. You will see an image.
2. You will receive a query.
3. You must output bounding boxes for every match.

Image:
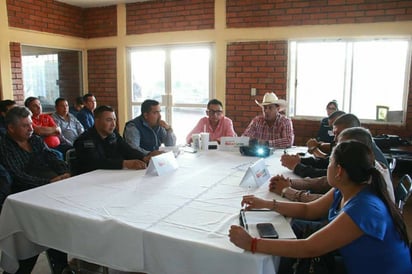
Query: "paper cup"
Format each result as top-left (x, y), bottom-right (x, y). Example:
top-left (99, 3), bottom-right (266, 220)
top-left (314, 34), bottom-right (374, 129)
top-left (200, 132), bottom-right (209, 150)
top-left (192, 134), bottom-right (200, 151)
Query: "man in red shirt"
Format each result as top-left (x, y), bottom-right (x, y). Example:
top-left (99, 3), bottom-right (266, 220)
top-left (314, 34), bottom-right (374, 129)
top-left (24, 97), bottom-right (67, 159)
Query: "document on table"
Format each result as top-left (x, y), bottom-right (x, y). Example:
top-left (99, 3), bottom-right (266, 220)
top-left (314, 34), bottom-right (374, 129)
top-left (243, 210), bottom-right (296, 239)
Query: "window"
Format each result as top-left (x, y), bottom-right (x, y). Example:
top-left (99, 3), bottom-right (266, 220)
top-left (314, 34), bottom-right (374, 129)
top-left (288, 39), bottom-right (411, 122)
top-left (21, 45), bottom-right (83, 112)
top-left (128, 44), bottom-right (213, 144)
top-left (22, 53), bottom-right (58, 111)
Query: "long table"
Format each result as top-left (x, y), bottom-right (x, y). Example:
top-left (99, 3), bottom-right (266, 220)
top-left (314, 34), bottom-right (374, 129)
top-left (0, 148), bottom-right (301, 274)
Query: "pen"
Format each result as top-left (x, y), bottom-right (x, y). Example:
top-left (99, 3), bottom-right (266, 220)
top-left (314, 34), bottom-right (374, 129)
top-left (240, 209), bottom-right (248, 231)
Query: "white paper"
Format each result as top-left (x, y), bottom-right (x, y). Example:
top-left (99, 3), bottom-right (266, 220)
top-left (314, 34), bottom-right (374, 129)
top-left (145, 151), bottom-right (179, 176)
top-left (239, 159), bottom-right (270, 189)
top-left (243, 210), bottom-right (296, 239)
top-left (219, 136), bottom-right (250, 151)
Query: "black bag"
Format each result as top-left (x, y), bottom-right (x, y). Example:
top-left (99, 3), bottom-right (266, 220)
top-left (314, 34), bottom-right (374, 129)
top-left (373, 134), bottom-right (410, 150)
top-left (291, 225), bottom-right (336, 274)
top-left (292, 253), bottom-right (335, 274)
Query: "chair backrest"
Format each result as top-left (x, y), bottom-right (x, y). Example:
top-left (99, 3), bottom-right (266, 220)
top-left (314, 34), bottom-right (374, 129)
top-left (65, 148), bottom-right (78, 176)
top-left (394, 174), bottom-right (412, 213)
top-left (388, 157), bottom-right (396, 173)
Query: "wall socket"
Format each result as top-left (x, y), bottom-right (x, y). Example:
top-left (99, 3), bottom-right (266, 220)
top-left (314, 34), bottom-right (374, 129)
top-left (251, 87), bottom-right (257, 96)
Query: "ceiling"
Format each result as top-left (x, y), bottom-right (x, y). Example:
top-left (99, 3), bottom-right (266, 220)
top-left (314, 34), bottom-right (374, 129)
top-left (56, 0), bottom-right (150, 8)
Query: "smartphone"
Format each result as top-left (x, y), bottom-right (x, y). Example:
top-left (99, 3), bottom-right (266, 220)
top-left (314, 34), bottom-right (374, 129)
top-left (256, 223), bottom-right (279, 239)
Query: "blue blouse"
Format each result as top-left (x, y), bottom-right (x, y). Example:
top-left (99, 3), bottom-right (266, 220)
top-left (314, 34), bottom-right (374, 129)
top-left (329, 188), bottom-right (412, 274)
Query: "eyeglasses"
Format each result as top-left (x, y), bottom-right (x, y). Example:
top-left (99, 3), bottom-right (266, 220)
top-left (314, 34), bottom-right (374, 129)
top-left (327, 107), bottom-right (337, 111)
top-left (206, 110), bottom-right (223, 115)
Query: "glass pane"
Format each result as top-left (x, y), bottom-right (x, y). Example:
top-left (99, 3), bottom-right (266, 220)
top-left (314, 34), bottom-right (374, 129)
top-left (351, 40), bottom-right (408, 119)
top-left (131, 50), bottom-right (165, 103)
top-left (132, 105), bottom-right (141, 118)
top-left (294, 42), bottom-right (345, 117)
top-left (172, 107), bottom-right (205, 145)
top-left (22, 54), bottom-right (59, 112)
top-left (171, 47), bottom-right (210, 104)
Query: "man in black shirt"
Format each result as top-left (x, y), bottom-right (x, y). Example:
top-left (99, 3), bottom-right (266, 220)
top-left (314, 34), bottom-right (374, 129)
top-left (74, 105), bottom-right (148, 174)
top-left (0, 106), bottom-right (71, 274)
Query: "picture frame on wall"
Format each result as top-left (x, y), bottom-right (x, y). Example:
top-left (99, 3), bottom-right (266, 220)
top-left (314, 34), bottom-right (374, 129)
top-left (376, 106), bottom-right (389, 121)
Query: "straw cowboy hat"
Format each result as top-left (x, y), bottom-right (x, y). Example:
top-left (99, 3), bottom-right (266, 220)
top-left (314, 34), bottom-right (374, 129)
top-left (255, 92), bottom-right (287, 110)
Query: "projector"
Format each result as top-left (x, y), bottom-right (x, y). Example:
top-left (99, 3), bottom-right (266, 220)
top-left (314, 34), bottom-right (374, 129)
top-left (239, 145), bottom-right (273, 157)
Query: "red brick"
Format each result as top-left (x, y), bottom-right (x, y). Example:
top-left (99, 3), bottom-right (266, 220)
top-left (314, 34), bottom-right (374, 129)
top-left (7, 0), bottom-right (84, 37)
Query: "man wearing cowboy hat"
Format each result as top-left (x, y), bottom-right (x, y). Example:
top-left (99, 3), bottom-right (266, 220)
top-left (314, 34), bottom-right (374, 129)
top-left (243, 92), bottom-right (294, 148)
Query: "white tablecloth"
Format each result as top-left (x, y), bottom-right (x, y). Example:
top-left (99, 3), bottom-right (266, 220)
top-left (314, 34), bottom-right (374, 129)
top-left (0, 148), bottom-right (303, 274)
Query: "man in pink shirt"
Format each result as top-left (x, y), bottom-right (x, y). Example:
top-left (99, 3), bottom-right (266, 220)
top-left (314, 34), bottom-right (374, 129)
top-left (186, 99), bottom-right (237, 144)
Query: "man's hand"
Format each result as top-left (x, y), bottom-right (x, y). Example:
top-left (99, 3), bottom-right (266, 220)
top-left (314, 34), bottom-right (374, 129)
top-left (280, 154), bottom-right (300, 170)
top-left (123, 159), bottom-right (147, 170)
top-left (50, 172), bottom-right (71, 183)
top-left (306, 138), bottom-right (320, 149)
top-left (142, 150), bottom-right (164, 164)
top-left (148, 150), bottom-right (163, 157)
top-left (55, 126), bottom-right (62, 135)
top-left (269, 175), bottom-right (291, 194)
top-left (159, 120), bottom-right (172, 131)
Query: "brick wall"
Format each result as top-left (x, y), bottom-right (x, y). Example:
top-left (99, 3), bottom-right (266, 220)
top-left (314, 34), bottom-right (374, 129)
top-left (87, 49), bottom-right (118, 111)
top-left (9, 42), bottom-right (24, 105)
top-left (227, 0), bottom-right (412, 28)
top-left (226, 41), bottom-right (289, 136)
top-left (58, 51), bottom-right (82, 105)
top-left (84, 6), bottom-right (117, 38)
top-left (7, 0), bottom-right (84, 37)
top-left (5, 0), bottom-right (412, 143)
top-left (126, 0), bottom-right (214, 35)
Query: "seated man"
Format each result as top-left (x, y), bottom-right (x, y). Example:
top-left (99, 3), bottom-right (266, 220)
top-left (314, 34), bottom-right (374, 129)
top-left (123, 99), bottom-right (176, 156)
top-left (242, 92), bottom-right (294, 148)
top-left (0, 99), bottom-right (17, 137)
top-left (271, 127), bottom-right (394, 203)
top-left (69, 96), bottom-right (84, 116)
top-left (75, 105), bottom-right (148, 174)
top-left (52, 97), bottom-right (84, 153)
top-left (280, 113), bottom-right (361, 178)
top-left (186, 99), bottom-right (237, 144)
top-left (306, 110), bottom-right (345, 158)
top-left (0, 106), bottom-right (71, 274)
top-left (76, 93), bottom-right (96, 130)
top-left (24, 97), bottom-right (61, 149)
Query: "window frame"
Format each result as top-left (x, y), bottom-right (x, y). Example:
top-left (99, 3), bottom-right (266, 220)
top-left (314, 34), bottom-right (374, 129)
top-left (126, 43), bottom-right (215, 144)
top-left (287, 38), bottom-right (412, 125)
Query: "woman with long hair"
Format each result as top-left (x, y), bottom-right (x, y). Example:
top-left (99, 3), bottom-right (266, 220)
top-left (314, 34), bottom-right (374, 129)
top-left (229, 141), bottom-right (411, 274)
